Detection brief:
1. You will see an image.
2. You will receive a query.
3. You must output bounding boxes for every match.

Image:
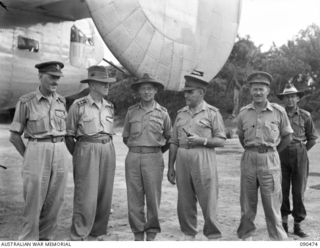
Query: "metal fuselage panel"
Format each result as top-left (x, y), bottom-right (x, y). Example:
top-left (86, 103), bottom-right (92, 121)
top-left (0, 10), bottom-right (92, 110)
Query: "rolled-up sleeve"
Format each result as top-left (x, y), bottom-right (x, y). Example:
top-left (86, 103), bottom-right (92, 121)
top-left (66, 103), bottom-right (79, 137)
top-left (212, 110), bottom-right (226, 139)
top-left (305, 115), bottom-right (318, 141)
top-left (122, 111), bottom-right (130, 138)
top-left (9, 101), bottom-right (27, 135)
top-left (163, 111), bottom-right (172, 140)
top-left (280, 111), bottom-right (294, 137)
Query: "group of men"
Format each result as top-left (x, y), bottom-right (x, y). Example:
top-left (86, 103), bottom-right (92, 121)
top-left (9, 60), bottom-right (317, 241)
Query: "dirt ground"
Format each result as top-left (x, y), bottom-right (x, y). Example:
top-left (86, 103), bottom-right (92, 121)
top-left (0, 123), bottom-right (319, 241)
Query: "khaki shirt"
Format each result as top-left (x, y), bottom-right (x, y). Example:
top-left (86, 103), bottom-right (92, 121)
top-left (10, 88), bottom-right (67, 138)
top-left (287, 107), bottom-right (318, 142)
top-left (170, 101), bottom-right (226, 146)
top-left (122, 102), bottom-right (172, 147)
top-left (237, 101), bottom-right (293, 148)
top-left (66, 94), bottom-right (114, 137)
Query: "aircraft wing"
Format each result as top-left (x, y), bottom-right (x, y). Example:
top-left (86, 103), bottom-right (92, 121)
top-left (0, 0), bottom-right (90, 26)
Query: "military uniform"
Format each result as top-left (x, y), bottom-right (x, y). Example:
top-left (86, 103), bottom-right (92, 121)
top-left (280, 107), bottom-right (318, 223)
top-left (122, 101), bottom-right (171, 236)
top-left (10, 88), bottom-right (68, 240)
top-left (66, 94), bottom-right (115, 240)
top-left (236, 101), bottom-right (293, 240)
top-left (169, 101), bottom-right (226, 238)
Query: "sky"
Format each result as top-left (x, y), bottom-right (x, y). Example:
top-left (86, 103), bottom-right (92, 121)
top-left (238, 0), bottom-right (320, 51)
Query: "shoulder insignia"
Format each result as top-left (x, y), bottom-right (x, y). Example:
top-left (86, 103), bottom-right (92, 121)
top-left (177, 106), bottom-right (188, 113)
top-left (75, 97), bottom-right (88, 106)
top-left (270, 103), bottom-right (285, 113)
top-left (19, 92), bottom-right (36, 103)
top-left (239, 104), bottom-right (250, 113)
top-left (299, 108), bottom-right (311, 118)
top-left (207, 104), bottom-right (218, 112)
top-left (57, 95), bottom-right (66, 104)
top-left (159, 105), bottom-right (168, 113)
top-left (105, 100), bottom-right (114, 109)
top-left (128, 103), bottom-right (139, 110)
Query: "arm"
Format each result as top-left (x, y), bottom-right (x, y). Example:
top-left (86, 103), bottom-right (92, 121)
top-left (187, 135), bottom-right (225, 148)
top-left (167, 143), bottom-right (178, 185)
top-left (161, 111), bottom-right (172, 153)
top-left (238, 133), bottom-right (245, 148)
top-left (65, 136), bottom-right (76, 155)
top-left (65, 102), bottom-right (79, 155)
top-left (306, 139), bottom-right (316, 151)
top-left (122, 111), bottom-right (130, 147)
top-left (277, 133), bottom-right (292, 152)
top-left (9, 101), bottom-right (27, 157)
top-left (9, 132), bottom-right (26, 157)
top-left (305, 114), bottom-right (318, 151)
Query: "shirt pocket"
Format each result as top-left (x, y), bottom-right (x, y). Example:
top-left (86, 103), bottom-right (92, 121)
top-left (292, 117), bottom-right (305, 136)
top-left (53, 109), bottom-right (66, 131)
top-left (196, 118), bottom-right (212, 137)
top-left (149, 116), bottom-right (164, 134)
top-left (102, 114), bottom-right (114, 133)
top-left (27, 113), bottom-right (49, 134)
top-left (80, 116), bottom-right (98, 135)
top-left (263, 121), bottom-right (279, 143)
top-left (129, 118), bottom-right (142, 137)
top-left (176, 118), bottom-right (188, 137)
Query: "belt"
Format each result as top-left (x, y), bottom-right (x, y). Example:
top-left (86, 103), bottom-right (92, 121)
top-left (28, 136), bottom-right (65, 143)
top-left (78, 135), bottom-right (112, 144)
top-left (179, 144), bottom-right (202, 149)
top-left (129, 146), bottom-right (161, 154)
top-left (246, 145), bottom-right (275, 153)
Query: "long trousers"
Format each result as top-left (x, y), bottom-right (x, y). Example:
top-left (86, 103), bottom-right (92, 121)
top-left (19, 141), bottom-right (68, 241)
top-left (175, 147), bottom-right (221, 238)
top-left (237, 149), bottom-right (287, 240)
top-left (280, 143), bottom-right (309, 223)
top-left (125, 151), bottom-right (164, 234)
top-left (70, 141), bottom-right (115, 240)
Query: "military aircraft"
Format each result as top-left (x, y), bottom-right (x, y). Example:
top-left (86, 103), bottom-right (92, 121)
top-left (0, 0), bottom-right (241, 112)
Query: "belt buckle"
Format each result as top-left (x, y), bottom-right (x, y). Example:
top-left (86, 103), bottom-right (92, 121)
top-left (52, 137), bottom-right (57, 143)
top-left (102, 139), bottom-right (107, 144)
top-left (257, 145), bottom-right (268, 153)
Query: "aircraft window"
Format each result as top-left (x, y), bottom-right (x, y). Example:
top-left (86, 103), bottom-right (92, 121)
top-left (17, 36), bottom-right (39, 53)
top-left (71, 25), bottom-right (94, 46)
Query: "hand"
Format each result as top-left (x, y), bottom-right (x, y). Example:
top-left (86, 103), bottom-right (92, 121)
top-left (187, 133), bottom-right (204, 146)
top-left (167, 167), bottom-right (176, 185)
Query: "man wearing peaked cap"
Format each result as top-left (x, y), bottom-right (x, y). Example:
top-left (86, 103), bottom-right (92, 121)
top-left (247, 71), bottom-right (273, 86)
top-left (236, 71), bottom-right (293, 240)
top-left (9, 61), bottom-right (68, 240)
top-left (277, 83), bottom-right (318, 238)
top-left (168, 70), bottom-right (226, 240)
top-left (122, 73), bottom-right (171, 241)
top-left (183, 70), bottom-right (209, 91)
top-left (66, 65), bottom-right (116, 241)
top-left (35, 61), bottom-right (64, 77)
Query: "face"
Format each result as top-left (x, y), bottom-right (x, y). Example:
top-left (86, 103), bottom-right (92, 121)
top-left (184, 88), bottom-right (204, 107)
top-left (90, 81), bottom-right (109, 96)
top-left (138, 83), bottom-right (157, 102)
top-left (283, 94), bottom-right (299, 108)
top-left (250, 83), bottom-right (270, 104)
top-left (39, 73), bottom-right (61, 95)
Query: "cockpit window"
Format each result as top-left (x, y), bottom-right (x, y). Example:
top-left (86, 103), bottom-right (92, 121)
top-left (71, 25), bottom-right (94, 46)
top-left (17, 36), bottom-right (39, 53)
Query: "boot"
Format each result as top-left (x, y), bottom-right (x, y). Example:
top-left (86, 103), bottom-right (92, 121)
top-left (146, 232), bottom-right (157, 241)
top-left (294, 224), bottom-right (308, 238)
top-left (282, 223), bottom-right (288, 233)
top-left (134, 232), bottom-right (144, 241)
